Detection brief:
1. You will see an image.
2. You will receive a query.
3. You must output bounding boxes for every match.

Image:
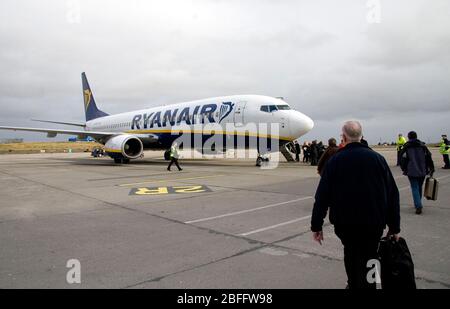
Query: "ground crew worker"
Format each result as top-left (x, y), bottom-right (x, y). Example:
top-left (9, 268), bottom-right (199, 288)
top-left (396, 133), bottom-right (407, 166)
top-left (167, 142), bottom-right (182, 171)
top-left (440, 135), bottom-right (450, 169)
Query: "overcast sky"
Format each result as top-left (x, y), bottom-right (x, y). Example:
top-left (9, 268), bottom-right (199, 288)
top-left (0, 0), bottom-right (449, 143)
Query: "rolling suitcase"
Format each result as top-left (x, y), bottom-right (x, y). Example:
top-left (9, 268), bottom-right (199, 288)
top-left (424, 176), bottom-right (438, 200)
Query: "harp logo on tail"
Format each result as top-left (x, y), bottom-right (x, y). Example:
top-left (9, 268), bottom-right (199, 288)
top-left (219, 102), bottom-right (234, 123)
top-left (84, 89), bottom-right (92, 111)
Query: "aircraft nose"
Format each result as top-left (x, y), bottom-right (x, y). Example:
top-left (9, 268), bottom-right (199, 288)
top-left (290, 111), bottom-right (314, 138)
top-left (305, 115), bottom-right (314, 132)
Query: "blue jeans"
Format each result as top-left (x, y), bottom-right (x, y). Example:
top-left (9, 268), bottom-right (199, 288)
top-left (408, 177), bottom-right (425, 209)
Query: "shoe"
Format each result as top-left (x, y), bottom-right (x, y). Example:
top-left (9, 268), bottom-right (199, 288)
top-left (167, 168), bottom-right (171, 171)
top-left (415, 208), bottom-right (422, 215)
top-left (179, 168), bottom-right (183, 171)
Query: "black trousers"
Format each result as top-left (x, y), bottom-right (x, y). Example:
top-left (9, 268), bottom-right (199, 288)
top-left (295, 153), bottom-right (300, 162)
top-left (310, 155), bottom-right (318, 166)
top-left (397, 151), bottom-right (401, 166)
top-left (334, 226), bottom-right (383, 289)
top-left (168, 158), bottom-right (182, 170)
top-left (443, 154), bottom-right (450, 168)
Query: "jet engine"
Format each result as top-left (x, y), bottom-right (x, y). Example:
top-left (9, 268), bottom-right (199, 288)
top-left (104, 135), bottom-right (143, 163)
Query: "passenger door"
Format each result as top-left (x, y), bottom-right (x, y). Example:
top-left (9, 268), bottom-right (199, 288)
top-left (234, 101), bottom-right (246, 127)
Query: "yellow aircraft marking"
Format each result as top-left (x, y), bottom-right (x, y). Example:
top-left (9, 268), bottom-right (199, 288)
top-left (118, 174), bottom-right (226, 187)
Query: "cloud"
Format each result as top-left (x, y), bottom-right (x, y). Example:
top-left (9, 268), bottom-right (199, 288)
top-left (0, 0), bottom-right (449, 144)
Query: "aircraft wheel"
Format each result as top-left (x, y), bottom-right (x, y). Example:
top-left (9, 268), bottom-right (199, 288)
top-left (114, 158), bottom-right (122, 164)
top-left (256, 156), bottom-right (262, 167)
top-left (122, 159), bottom-right (130, 164)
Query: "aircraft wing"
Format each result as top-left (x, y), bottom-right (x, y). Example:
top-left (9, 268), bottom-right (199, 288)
top-left (0, 126), bottom-right (116, 139)
top-left (0, 126), bottom-right (160, 142)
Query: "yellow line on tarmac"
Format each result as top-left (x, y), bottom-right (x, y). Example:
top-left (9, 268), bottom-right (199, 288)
top-left (118, 174), bottom-right (226, 187)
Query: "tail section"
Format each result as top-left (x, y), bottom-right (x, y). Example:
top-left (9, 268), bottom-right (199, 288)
top-left (82, 72), bottom-right (109, 121)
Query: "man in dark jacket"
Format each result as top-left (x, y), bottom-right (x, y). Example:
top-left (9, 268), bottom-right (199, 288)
top-left (317, 138), bottom-right (339, 176)
top-left (294, 140), bottom-right (301, 162)
top-left (310, 140), bottom-right (319, 166)
top-left (399, 131), bottom-right (434, 214)
top-left (311, 121), bottom-right (400, 289)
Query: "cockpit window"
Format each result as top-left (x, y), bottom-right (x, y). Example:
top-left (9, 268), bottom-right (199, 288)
top-left (261, 105), bottom-right (284, 112)
top-left (268, 105), bottom-right (277, 112)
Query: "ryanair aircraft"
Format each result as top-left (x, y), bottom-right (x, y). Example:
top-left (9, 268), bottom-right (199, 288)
top-left (0, 73), bottom-right (314, 164)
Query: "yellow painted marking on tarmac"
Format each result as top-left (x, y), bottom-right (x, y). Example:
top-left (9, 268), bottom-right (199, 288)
top-left (134, 187), bottom-right (169, 195)
top-left (173, 185), bottom-right (206, 193)
top-left (118, 174), bottom-right (226, 187)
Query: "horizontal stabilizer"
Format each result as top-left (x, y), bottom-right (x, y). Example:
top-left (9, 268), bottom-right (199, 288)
top-left (31, 119), bottom-right (86, 127)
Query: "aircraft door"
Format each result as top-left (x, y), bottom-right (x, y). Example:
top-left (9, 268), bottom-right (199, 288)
top-left (234, 101), bottom-right (246, 126)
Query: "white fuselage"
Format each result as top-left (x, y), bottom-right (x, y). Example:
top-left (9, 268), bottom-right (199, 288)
top-left (86, 95), bottom-right (314, 149)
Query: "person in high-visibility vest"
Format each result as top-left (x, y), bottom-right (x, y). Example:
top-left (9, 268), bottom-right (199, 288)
top-left (440, 134), bottom-right (450, 169)
top-left (167, 142), bottom-right (183, 171)
top-left (396, 133), bottom-right (407, 166)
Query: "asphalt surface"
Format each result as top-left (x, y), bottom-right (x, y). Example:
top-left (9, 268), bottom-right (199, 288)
top-left (0, 148), bottom-right (449, 288)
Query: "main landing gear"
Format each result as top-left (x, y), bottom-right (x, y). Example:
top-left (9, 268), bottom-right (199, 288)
top-left (256, 155), bottom-right (270, 167)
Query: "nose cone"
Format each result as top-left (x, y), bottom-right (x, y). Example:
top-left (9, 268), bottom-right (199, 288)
top-left (290, 111), bottom-right (314, 138)
top-left (305, 115), bottom-right (314, 132)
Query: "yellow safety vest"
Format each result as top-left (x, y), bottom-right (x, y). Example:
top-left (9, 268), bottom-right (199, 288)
top-left (397, 136), bottom-right (406, 151)
top-left (439, 139), bottom-right (449, 155)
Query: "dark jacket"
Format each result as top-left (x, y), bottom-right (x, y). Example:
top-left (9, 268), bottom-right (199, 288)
top-left (399, 139), bottom-right (434, 178)
top-left (317, 146), bottom-right (339, 176)
top-left (295, 143), bottom-right (301, 155)
top-left (311, 143), bottom-right (400, 234)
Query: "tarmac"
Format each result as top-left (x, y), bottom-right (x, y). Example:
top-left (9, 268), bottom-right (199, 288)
top-left (0, 148), bottom-right (449, 288)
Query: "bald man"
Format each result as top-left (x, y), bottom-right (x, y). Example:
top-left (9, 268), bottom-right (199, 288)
top-left (310, 121), bottom-right (400, 289)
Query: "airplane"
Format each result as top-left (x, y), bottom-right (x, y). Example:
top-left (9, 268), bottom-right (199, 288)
top-left (0, 73), bottom-right (314, 165)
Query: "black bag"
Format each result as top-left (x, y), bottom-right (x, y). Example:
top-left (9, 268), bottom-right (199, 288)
top-left (164, 149), bottom-right (171, 161)
top-left (378, 236), bottom-right (416, 289)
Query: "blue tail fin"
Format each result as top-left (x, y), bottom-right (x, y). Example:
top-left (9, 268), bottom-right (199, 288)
top-left (82, 72), bottom-right (109, 121)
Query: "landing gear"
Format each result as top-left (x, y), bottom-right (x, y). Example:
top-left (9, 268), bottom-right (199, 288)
top-left (256, 156), bottom-right (262, 167)
top-left (114, 158), bottom-right (122, 164)
top-left (256, 155), bottom-right (269, 167)
top-left (114, 158), bottom-right (130, 164)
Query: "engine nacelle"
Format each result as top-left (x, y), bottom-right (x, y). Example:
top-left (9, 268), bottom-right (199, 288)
top-left (105, 135), bottom-right (143, 160)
